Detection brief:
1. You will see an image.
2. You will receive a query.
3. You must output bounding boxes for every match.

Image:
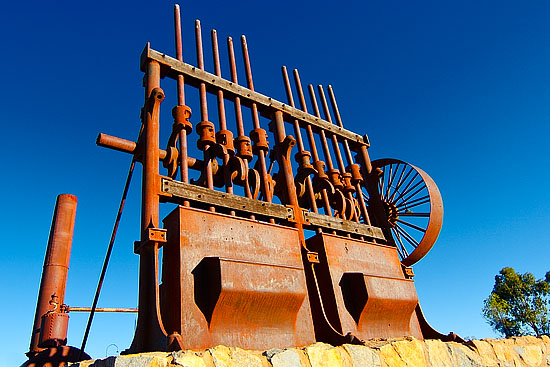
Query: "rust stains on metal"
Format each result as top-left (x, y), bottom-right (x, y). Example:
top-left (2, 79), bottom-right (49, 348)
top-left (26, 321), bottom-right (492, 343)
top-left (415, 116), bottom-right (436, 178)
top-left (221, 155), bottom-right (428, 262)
top-left (27, 4), bottom-right (454, 364)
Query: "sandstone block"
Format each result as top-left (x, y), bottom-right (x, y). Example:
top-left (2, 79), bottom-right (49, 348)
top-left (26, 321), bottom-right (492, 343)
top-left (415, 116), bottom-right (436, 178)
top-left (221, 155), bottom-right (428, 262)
top-left (171, 350), bottom-right (207, 367)
top-left (425, 339), bottom-right (453, 367)
top-left (466, 340), bottom-right (498, 367)
top-left (269, 348), bottom-right (306, 367)
top-left (342, 344), bottom-right (381, 367)
top-left (378, 343), bottom-right (406, 367)
top-left (447, 342), bottom-right (483, 367)
top-left (391, 339), bottom-right (427, 367)
top-left (483, 339), bottom-right (522, 367)
top-left (304, 342), bottom-right (351, 367)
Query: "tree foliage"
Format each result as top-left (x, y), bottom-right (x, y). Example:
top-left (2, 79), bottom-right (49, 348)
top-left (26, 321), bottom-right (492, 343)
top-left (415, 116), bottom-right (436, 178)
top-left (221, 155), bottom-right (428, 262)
top-left (483, 267), bottom-right (550, 337)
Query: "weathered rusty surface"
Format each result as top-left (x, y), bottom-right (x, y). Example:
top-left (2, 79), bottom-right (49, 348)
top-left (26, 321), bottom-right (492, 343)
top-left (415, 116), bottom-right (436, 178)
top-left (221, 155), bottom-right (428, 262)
top-left (29, 194), bottom-right (77, 355)
top-left (370, 159), bottom-right (443, 266)
top-left (126, 60), bottom-right (168, 354)
top-left (25, 195), bottom-right (91, 367)
top-left (160, 205), bottom-right (315, 349)
top-left (305, 232), bottom-right (422, 344)
top-left (26, 5), bottom-right (455, 365)
top-left (161, 177), bottom-right (294, 220)
top-left (87, 4), bottom-right (450, 355)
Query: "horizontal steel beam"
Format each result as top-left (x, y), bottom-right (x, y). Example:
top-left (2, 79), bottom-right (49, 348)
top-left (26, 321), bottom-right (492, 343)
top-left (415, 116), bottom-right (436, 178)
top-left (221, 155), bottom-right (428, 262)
top-left (141, 44), bottom-right (369, 148)
top-left (303, 210), bottom-right (386, 240)
top-left (161, 178), bottom-right (295, 221)
top-left (161, 178), bottom-right (385, 240)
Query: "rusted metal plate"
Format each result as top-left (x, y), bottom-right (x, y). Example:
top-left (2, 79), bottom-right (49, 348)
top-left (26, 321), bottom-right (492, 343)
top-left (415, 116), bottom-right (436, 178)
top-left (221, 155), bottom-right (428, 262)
top-left (341, 274), bottom-right (418, 337)
top-left (160, 205), bottom-right (315, 350)
top-left (305, 232), bottom-right (423, 342)
top-left (195, 257), bottom-right (307, 347)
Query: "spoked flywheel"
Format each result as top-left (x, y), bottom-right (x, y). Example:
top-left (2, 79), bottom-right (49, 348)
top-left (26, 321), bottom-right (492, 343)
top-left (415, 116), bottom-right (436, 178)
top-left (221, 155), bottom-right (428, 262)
top-left (365, 159), bottom-right (443, 266)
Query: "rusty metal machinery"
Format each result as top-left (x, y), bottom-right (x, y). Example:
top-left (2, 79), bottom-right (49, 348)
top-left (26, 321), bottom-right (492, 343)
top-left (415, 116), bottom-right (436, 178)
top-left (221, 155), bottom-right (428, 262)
top-left (26, 4), bottom-right (460, 364)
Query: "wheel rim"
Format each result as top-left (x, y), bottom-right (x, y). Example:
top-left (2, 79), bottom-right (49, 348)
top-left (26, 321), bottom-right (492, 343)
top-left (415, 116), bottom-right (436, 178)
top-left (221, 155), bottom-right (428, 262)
top-left (367, 159), bottom-right (443, 266)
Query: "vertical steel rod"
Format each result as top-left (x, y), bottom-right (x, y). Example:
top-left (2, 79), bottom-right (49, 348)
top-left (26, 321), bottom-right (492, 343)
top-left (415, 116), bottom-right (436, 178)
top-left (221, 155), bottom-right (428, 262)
top-left (327, 85), bottom-right (371, 225)
top-left (241, 35), bottom-right (272, 203)
top-left (129, 59), bottom-right (167, 353)
top-left (195, 20), bottom-right (215, 193)
top-left (281, 66), bottom-right (318, 213)
top-left (293, 70), bottom-right (332, 216)
top-left (308, 85), bottom-right (336, 175)
top-left (227, 37), bottom-right (253, 199)
top-left (318, 85), bottom-right (360, 222)
top-left (174, 5), bottom-right (189, 184)
top-left (211, 29), bottom-right (233, 195)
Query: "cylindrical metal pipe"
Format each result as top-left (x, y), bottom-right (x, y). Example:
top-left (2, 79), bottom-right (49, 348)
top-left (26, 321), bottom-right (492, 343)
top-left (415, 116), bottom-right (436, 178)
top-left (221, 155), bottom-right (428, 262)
top-left (96, 133), bottom-right (201, 169)
top-left (28, 194), bottom-right (77, 355)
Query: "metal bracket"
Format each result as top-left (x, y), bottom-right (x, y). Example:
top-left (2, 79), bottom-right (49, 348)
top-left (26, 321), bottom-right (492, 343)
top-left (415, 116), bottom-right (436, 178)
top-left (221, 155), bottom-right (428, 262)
top-left (307, 252), bottom-right (319, 263)
top-left (147, 228), bottom-right (167, 243)
top-left (403, 266), bottom-right (415, 279)
top-left (133, 228), bottom-right (167, 254)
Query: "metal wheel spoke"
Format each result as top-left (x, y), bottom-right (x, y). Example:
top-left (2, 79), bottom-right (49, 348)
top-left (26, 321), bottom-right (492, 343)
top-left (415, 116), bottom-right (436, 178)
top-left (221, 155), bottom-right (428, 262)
top-left (391, 172), bottom-right (419, 203)
top-left (378, 170), bottom-right (386, 197)
top-left (396, 194), bottom-right (430, 209)
top-left (397, 184), bottom-right (427, 207)
top-left (372, 158), bottom-right (443, 266)
top-left (385, 164), bottom-right (398, 200)
top-left (395, 224), bottom-right (419, 248)
top-left (393, 178), bottom-right (423, 204)
top-left (395, 219), bottom-right (426, 233)
top-left (390, 166), bottom-right (413, 202)
top-left (391, 228), bottom-right (408, 258)
top-left (397, 212), bottom-right (430, 217)
top-left (396, 197), bottom-right (430, 210)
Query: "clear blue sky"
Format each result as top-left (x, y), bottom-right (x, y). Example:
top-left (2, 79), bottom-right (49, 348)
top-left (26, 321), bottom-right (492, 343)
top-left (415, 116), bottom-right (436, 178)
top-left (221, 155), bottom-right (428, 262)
top-left (3, 1), bottom-right (550, 365)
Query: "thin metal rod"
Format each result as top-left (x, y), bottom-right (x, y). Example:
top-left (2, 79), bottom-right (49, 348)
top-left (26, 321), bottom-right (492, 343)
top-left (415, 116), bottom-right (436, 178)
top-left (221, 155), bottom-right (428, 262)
top-left (294, 70), bottom-right (332, 215)
top-left (395, 218), bottom-right (427, 233)
top-left (71, 307), bottom-right (138, 313)
top-left (228, 37), bottom-right (252, 199)
top-left (395, 224), bottom-right (420, 247)
top-left (241, 35), bottom-right (271, 202)
top-left (318, 86), bottom-right (347, 173)
top-left (174, 5), bottom-right (189, 184)
top-left (390, 166), bottom-right (414, 203)
top-left (80, 157), bottom-right (136, 357)
top-left (308, 85), bottom-right (335, 171)
top-left (212, 30), bottom-right (227, 131)
top-left (385, 164), bottom-right (400, 201)
top-left (281, 66), bottom-right (317, 213)
top-left (195, 20), bottom-right (208, 122)
top-left (318, 85), bottom-right (360, 222)
top-left (391, 227), bottom-right (409, 258)
top-left (281, 67), bottom-right (306, 151)
top-left (212, 29), bottom-right (233, 195)
top-left (195, 20), bottom-right (214, 192)
top-left (228, 37), bottom-right (245, 137)
top-left (326, 85), bottom-right (370, 224)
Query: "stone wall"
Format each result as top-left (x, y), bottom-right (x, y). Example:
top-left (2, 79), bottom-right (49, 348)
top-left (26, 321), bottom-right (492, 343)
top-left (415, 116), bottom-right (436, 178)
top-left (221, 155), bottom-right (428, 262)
top-left (71, 336), bottom-right (550, 367)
